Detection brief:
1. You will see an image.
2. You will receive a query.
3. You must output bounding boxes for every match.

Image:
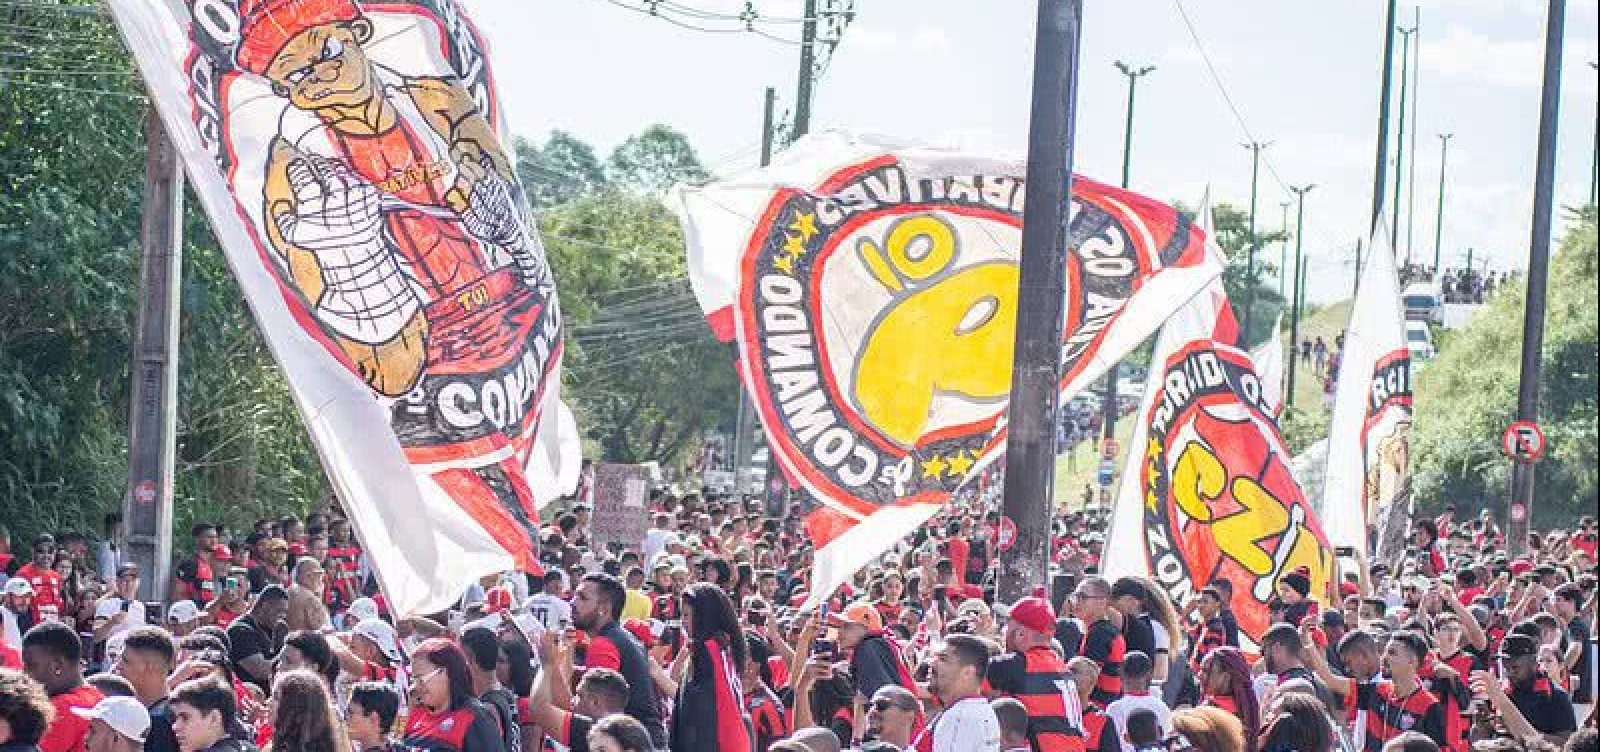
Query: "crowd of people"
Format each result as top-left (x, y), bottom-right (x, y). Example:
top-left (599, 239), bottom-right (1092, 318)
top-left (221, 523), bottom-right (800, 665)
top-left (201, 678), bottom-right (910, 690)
top-left (0, 496), bottom-right (1595, 752)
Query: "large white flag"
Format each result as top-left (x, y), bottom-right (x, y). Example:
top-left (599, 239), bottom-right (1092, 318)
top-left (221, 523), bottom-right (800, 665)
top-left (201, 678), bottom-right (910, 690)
top-left (1321, 218), bottom-right (1413, 568)
top-left (109, 0), bottom-right (574, 614)
top-left (1251, 315), bottom-right (1286, 417)
top-left (1104, 211), bottom-right (1332, 643)
top-left (673, 130), bottom-right (1223, 607)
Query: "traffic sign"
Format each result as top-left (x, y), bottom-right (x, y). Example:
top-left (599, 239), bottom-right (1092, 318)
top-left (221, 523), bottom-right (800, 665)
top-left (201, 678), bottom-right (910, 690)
top-left (1101, 438), bottom-right (1120, 460)
top-left (1501, 420), bottom-right (1546, 463)
top-left (1097, 459), bottom-right (1116, 488)
top-left (1510, 503), bottom-right (1527, 522)
top-left (996, 516), bottom-right (1018, 552)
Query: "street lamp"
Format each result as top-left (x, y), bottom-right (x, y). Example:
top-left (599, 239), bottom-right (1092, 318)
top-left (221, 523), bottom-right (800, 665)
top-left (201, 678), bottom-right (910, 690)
top-left (1286, 184), bottom-right (1316, 408)
top-left (1241, 140), bottom-right (1272, 344)
top-left (1433, 133), bottom-right (1453, 274)
top-left (1100, 60), bottom-right (1156, 451)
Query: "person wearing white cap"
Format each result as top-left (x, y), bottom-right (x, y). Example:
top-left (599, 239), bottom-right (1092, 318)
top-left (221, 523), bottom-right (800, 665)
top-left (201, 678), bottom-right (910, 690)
top-left (74, 696), bottom-right (149, 752)
top-left (164, 602), bottom-right (202, 638)
top-left (330, 618), bottom-right (406, 689)
top-left (2, 578), bottom-right (36, 649)
top-left (90, 564), bottom-right (146, 653)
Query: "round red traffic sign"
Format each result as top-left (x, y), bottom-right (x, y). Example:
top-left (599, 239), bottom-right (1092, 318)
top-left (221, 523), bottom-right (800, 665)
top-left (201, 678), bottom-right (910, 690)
top-left (997, 516), bottom-right (1018, 552)
top-left (132, 480), bottom-right (157, 505)
top-left (1510, 503), bottom-right (1527, 522)
top-left (1501, 420), bottom-right (1546, 463)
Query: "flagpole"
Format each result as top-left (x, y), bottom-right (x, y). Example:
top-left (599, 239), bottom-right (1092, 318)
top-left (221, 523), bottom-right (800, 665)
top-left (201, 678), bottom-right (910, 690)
top-left (999, 0), bottom-right (1083, 603)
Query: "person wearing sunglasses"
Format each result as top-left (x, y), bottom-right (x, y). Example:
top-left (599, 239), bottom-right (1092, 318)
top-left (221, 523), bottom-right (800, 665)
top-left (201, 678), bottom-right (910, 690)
top-left (862, 685), bottom-right (921, 749)
top-left (402, 639), bottom-right (504, 752)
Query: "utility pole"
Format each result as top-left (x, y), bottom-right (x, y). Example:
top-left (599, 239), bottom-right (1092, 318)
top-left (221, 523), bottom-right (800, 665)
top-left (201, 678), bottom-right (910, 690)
top-left (123, 110), bottom-right (184, 602)
top-left (1241, 141), bottom-right (1271, 344)
top-left (792, 0), bottom-right (818, 139)
top-left (1102, 61), bottom-right (1153, 450)
top-left (1369, 0), bottom-right (1401, 233)
top-left (1000, 0), bottom-right (1083, 603)
top-left (1508, 0), bottom-right (1565, 558)
top-left (1432, 133), bottom-right (1453, 273)
top-left (1405, 7), bottom-right (1422, 263)
top-left (1392, 21), bottom-right (1418, 259)
top-left (1353, 237), bottom-right (1365, 298)
top-left (1279, 200), bottom-right (1292, 297)
top-left (731, 87), bottom-right (779, 496)
top-left (1286, 184), bottom-right (1315, 409)
top-left (1589, 61), bottom-right (1597, 207)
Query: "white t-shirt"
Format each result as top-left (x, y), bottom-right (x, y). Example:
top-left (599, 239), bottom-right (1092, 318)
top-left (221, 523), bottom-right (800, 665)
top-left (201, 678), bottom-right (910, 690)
top-left (93, 597), bottom-right (147, 641)
top-left (524, 593), bottom-right (572, 632)
top-left (1105, 691), bottom-right (1172, 752)
top-left (929, 696), bottom-right (1001, 752)
top-left (643, 528), bottom-right (671, 567)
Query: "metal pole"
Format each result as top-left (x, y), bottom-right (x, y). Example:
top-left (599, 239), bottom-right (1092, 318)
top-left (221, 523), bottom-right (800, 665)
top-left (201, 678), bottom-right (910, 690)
top-left (1508, 0), bottom-right (1565, 558)
top-left (1286, 184), bottom-right (1315, 409)
top-left (792, 0), bottom-right (818, 139)
top-left (1590, 61), bottom-right (1597, 207)
top-left (1279, 201), bottom-right (1292, 297)
top-left (1392, 23), bottom-right (1417, 257)
top-left (731, 88), bottom-right (779, 495)
top-left (1000, 0), bottom-right (1082, 603)
top-left (1242, 141), bottom-right (1270, 344)
top-left (1369, 0), bottom-right (1401, 233)
top-left (1104, 61), bottom-right (1153, 448)
top-left (123, 109), bottom-right (184, 603)
top-left (1353, 237), bottom-right (1364, 298)
top-left (1406, 7), bottom-right (1422, 264)
top-left (1433, 133), bottom-right (1453, 273)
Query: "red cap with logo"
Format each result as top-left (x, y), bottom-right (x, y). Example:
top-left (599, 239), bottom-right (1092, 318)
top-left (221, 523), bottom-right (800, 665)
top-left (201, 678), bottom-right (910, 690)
top-left (1002, 596), bottom-right (1056, 633)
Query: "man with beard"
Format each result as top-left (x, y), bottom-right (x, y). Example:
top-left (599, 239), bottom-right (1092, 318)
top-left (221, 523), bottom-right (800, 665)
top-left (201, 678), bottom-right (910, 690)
top-left (1469, 633), bottom-right (1577, 746)
top-left (911, 634), bottom-right (1000, 752)
top-left (1259, 623), bottom-right (1333, 711)
top-left (1306, 629), bottom-right (1447, 752)
top-left (571, 573), bottom-right (665, 747)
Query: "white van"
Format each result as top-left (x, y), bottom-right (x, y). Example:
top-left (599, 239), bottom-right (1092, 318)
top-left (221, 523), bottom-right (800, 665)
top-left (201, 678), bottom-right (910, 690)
top-left (1405, 320), bottom-right (1436, 361)
top-left (1402, 284), bottom-right (1444, 326)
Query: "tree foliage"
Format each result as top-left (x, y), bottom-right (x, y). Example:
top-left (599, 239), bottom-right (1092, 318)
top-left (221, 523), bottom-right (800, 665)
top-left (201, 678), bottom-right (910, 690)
top-left (1173, 201), bottom-right (1289, 349)
top-left (0, 4), bottom-right (325, 545)
top-left (1410, 208), bottom-right (1598, 526)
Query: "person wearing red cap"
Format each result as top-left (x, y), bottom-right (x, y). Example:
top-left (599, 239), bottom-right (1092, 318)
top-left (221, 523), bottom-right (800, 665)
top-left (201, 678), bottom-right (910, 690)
top-left (986, 596), bottom-right (1085, 752)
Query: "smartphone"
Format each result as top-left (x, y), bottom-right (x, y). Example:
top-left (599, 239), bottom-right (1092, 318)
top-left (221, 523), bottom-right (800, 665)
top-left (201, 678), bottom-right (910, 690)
top-left (813, 638), bottom-right (836, 662)
top-left (748, 609), bottom-right (767, 627)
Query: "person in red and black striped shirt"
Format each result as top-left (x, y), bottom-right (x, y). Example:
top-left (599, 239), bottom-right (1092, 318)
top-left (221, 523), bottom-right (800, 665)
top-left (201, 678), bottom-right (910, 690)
top-left (1305, 629), bottom-right (1447, 752)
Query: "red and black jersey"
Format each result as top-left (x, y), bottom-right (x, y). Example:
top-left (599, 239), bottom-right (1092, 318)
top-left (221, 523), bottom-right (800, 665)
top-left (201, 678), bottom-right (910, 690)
top-left (1187, 617), bottom-right (1228, 672)
top-left (1081, 618), bottom-right (1125, 704)
top-left (1353, 681), bottom-right (1447, 752)
top-left (650, 593), bottom-right (680, 621)
top-left (669, 637), bottom-right (753, 752)
top-left (987, 646), bottom-right (1085, 752)
top-left (325, 545), bottom-right (362, 610)
top-left (1081, 703), bottom-right (1120, 752)
top-left (403, 701), bottom-right (502, 752)
top-left (1418, 659), bottom-right (1470, 752)
top-left (745, 684), bottom-right (789, 752)
top-left (537, 710), bottom-right (593, 752)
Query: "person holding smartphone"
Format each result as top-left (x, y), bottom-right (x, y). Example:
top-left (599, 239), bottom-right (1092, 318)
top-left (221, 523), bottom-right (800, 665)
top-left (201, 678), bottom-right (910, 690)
top-left (90, 564), bottom-right (146, 655)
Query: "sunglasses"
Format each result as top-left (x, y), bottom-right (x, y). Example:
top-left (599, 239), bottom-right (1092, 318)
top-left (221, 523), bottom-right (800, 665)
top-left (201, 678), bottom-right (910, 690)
top-left (869, 699), bottom-right (909, 712)
top-left (410, 667), bottom-right (444, 686)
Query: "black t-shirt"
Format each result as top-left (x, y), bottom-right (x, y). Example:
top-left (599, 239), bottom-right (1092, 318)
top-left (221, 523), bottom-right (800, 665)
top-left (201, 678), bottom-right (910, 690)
top-left (850, 634), bottom-right (908, 700)
top-left (225, 614), bottom-right (274, 689)
top-left (1124, 613), bottom-right (1157, 658)
top-left (1566, 619), bottom-right (1592, 702)
top-left (1508, 678), bottom-right (1578, 736)
top-left (1055, 618), bottom-right (1083, 662)
top-left (1219, 609), bottom-right (1241, 647)
top-left (146, 698), bottom-right (179, 752)
top-left (479, 687), bottom-right (520, 752)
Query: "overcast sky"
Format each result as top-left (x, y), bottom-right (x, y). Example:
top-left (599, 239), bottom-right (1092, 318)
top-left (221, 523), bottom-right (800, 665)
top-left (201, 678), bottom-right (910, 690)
top-left (471, 0), bottom-right (1599, 303)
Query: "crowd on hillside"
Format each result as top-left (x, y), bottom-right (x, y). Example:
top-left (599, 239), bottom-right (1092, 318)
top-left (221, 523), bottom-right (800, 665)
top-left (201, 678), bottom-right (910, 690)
top-left (0, 494), bottom-right (1595, 752)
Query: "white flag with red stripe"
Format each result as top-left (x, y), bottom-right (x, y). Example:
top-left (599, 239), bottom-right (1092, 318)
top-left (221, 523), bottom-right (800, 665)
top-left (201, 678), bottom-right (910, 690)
top-left (109, 0), bottom-right (576, 614)
top-left (672, 130), bottom-right (1223, 607)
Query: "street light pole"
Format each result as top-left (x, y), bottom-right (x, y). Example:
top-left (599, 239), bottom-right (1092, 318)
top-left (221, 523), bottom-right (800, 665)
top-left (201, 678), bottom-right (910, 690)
top-left (999, 0), bottom-right (1084, 603)
top-left (1279, 200), bottom-right (1292, 297)
top-left (1242, 141), bottom-right (1272, 344)
top-left (1432, 133), bottom-right (1453, 274)
top-left (1508, 0), bottom-right (1565, 557)
top-left (1369, 0), bottom-right (1401, 233)
top-left (1393, 22), bottom-right (1418, 259)
top-left (1406, 7), bottom-right (1423, 263)
top-left (1101, 61), bottom-right (1154, 447)
top-left (1286, 184), bottom-right (1315, 409)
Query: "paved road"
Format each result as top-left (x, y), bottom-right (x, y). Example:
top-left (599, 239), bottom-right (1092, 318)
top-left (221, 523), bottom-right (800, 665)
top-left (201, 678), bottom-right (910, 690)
top-left (1442, 302), bottom-right (1483, 330)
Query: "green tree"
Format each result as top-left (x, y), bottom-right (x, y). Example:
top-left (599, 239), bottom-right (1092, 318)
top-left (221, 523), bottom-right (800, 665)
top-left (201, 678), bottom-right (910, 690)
top-left (1410, 208), bottom-right (1597, 526)
top-left (1174, 201), bottom-right (1288, 349)
top-left (516, 130), bottom-right (609, 209)
top-left (607, 125), bottom-right (710, 195)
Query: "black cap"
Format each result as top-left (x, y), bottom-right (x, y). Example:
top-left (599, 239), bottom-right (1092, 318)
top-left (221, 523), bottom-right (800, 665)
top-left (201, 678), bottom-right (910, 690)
top-left (1499, 633), bottom-right (1538, 658)
top-left (1320, 609), bottom-right (1346, 627)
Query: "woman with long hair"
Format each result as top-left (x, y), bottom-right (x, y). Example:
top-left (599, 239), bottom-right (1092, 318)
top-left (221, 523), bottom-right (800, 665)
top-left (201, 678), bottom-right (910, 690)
top-left (669, 583), bottom-right (753, 751)
top-left (1111, 576), bottom-right (1183, 685)
top-left (266, 670), bottom-right (347, 752)
top-left (403, 639), bottom-right (504, 752)
top-left (1199, 647), bottom-right (1260, 751)
top-left (1260, 693), bottom-right (1334, 752)
top-left (1171, 706), bottom-right (1247, 752)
